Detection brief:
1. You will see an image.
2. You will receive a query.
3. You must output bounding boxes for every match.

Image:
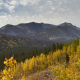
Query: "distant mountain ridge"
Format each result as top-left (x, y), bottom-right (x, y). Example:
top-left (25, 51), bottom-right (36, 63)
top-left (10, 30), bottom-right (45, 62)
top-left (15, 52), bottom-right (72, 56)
top-left (0, 22), bottom-right (56, 36)
top-left (0, 22), bottom-right (80, 42)
top-left (29, 22), bottom-right (80, 41)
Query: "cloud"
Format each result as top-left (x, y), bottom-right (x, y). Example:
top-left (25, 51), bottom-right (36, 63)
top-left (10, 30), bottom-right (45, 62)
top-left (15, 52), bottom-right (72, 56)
top-left (59, 1), bottom-right (62, 5)
top-left (19, 0), bottom-right (29, 6)
top-left (7, 0), bottom-right (19, 6)
top-left (51, 7), bottom-right (56, 11)
top-left (0, 0), bottom-right (3, 5)
top-left (9, 6), bottom-right (15, 12)
top-left (58, 8), bottom-right (65, 12)
top-left (30, 0), bottom-right (40, 5)
top-left (0, 0), bottom-right (3, 9)
top-left (4, 3), bottom-right (15, 12)
top-left (19, 0), bottom-right (40, 6)
top-left (45, 1), bottom-right (53, 5)
top-left (38, 6), bottom-right (44, 11)
top-left (0, 11), bottom-right (80, 28)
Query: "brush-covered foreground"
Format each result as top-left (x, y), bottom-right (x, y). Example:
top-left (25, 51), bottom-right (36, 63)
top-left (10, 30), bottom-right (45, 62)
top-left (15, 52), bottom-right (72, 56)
top-left (0, 39), bottom-right (80, 80)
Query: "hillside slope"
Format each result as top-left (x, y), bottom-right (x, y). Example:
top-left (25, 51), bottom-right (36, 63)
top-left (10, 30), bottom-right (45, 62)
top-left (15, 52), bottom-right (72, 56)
top-left (29, 22), bottom-right (80, 41)
top-left (0, 22), bottom-right (55, 36)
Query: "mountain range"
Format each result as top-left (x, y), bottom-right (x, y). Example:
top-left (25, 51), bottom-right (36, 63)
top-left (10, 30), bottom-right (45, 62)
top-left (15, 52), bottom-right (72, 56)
top-left (0, 22), bottom-right (55, 36)
top-left (0, 22), bottom-right (80, 42)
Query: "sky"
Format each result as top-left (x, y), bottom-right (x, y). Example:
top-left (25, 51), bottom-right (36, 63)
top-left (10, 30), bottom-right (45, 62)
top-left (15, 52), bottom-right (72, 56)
top-left (0, 0), bottom-right (80, 28)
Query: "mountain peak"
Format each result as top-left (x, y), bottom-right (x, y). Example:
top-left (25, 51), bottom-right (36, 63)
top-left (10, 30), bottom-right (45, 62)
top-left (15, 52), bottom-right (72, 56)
top-left (18, 22), bottom-right (39, 26)
top-left (4, 24), bottom-right (14, 27)
top-left (29, 22), bottom-right (37, 24)
top-left (59, 22), bottom-right (73, 26)
top-left (1, 24), bottom-right (14, 29)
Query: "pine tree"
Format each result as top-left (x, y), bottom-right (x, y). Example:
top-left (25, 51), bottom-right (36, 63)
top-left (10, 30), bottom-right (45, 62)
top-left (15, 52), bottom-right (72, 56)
top-left (64, 47), bottom-right (69, 68)
top-left (56, 42), bottom-right (59, 50)
top-left (52, 43), bottom-right (56, 52)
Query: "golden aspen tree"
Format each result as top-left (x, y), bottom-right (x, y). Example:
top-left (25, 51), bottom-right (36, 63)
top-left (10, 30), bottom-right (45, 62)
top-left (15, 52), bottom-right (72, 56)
top-left (47, 55), bottom-right (51, 67)
top-left (39, 53), bottom-right (46, 70)
top-left (22, 59), bottom-right (29, 75)
top-left (12, 63), bottom-right (22, 79)
top-left (1, 56), bottom-right (17, 80)
top-left (29, 56), bottom-right (35, 73)
top-left (52, 51), bottom-right (57, 65)
top-left (35, 56), bottom-right (41, 71)
top-left (62, 46), bottom-right (67, 61)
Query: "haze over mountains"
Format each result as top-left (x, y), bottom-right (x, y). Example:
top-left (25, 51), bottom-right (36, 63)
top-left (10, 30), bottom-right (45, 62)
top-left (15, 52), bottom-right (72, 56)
top-left (0, 22), bottom-right (80, 42)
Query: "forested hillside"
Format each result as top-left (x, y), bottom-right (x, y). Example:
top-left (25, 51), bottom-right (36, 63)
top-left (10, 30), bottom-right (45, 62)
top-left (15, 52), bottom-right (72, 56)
top-left (0, 34), bottom-right (53, 53)
top-left (0, 38), bottom-right (80, 80)
top-left (0, 34), bottom-right (63, 70)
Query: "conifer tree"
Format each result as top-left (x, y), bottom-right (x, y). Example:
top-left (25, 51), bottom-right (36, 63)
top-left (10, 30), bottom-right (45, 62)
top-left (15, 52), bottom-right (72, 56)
top-left (66, 53), bottom-right (69, 67)
top-left (56, 42), bottom-right (59, 50)
top-left (52, 43), bottom-right (56, 52)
